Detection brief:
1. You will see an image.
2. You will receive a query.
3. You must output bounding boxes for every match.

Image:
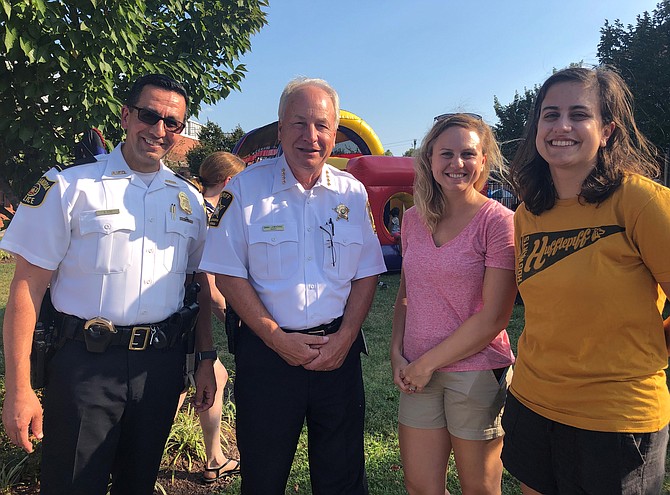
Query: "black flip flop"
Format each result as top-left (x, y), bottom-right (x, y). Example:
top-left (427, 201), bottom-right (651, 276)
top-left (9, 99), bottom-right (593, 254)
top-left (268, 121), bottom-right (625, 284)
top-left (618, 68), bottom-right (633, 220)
top-left (202, 458), bottom-right (240, 484)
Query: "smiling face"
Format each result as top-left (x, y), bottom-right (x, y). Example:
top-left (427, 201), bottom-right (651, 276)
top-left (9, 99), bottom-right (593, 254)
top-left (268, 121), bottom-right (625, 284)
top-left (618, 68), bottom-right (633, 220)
top-left (278, 85), bottom-right (337, 183)
top-left (120, 85), bottom-right (187, 172)
top-left (430, 126), bottom-right (486, 196)
top-left (535, 81), bottom-right (614, 180)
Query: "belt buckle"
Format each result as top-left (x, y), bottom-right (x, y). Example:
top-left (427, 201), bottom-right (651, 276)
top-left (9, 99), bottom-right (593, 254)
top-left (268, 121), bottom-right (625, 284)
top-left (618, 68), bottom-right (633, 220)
top-left (83, 317), bottom-right (117, 334)
top-left (306, 329), bottom-right (326, 336)
top-left (129, 326), bottom-right (151, 351)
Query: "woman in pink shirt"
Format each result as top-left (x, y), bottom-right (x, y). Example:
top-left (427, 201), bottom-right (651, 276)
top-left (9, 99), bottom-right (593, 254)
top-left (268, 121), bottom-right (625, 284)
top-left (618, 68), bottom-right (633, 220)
top-left (391, 113), bottom-right (517, 494)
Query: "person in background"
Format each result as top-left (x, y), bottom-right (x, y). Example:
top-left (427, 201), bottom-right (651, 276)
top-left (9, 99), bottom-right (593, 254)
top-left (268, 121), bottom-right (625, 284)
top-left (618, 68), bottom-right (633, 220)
top-left (0, 74), bottom-right (216, 495)
top-left (178, 151), bottom-right (245, 483)
top-left (391, 113), bottom-right (517, 495)
top-left (502, 66), bottom-right (670, 495)
top-left (388, 206), bottom-right (401, 237)
top-left (200, 77), bottom-right (386, 494)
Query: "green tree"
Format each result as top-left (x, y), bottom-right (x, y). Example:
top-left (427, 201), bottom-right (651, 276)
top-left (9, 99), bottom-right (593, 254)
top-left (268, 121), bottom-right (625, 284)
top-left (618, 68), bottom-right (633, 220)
top-left (597, 0), bottom-right (670, 156)
top-left (185, 122), bottom-right (245, 175)
top-left (493, 87), bottom-right (538, 163)
top-left (0, 0), bottom-right (267, 210)
top-left (383, 149), bottom-right (393, 156)
top-left (403, 148), bottom-right (416, 157)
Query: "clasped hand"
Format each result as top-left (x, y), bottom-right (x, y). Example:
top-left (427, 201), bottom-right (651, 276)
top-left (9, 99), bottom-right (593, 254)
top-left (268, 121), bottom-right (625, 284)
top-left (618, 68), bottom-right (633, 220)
top-left (394, 358), bottom-right (433, 394)
top-left (274, 329), bottom-right (350, 372)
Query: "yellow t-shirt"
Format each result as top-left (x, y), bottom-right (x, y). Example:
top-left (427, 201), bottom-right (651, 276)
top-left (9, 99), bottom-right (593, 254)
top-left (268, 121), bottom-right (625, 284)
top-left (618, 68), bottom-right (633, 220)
top-left (511, 174), bottom-right (670, 432)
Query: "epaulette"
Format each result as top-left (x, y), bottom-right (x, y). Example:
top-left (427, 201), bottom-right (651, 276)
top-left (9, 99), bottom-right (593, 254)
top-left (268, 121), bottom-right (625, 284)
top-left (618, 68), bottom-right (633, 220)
top-left (174, 172), bottom-right (201, 192)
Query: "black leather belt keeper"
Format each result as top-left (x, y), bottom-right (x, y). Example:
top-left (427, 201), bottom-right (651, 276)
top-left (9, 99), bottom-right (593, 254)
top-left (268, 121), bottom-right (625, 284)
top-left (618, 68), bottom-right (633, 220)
top-left (55, 312), bottom-right (177, 352)
top-left (283, 316), bottom-right (343, 336)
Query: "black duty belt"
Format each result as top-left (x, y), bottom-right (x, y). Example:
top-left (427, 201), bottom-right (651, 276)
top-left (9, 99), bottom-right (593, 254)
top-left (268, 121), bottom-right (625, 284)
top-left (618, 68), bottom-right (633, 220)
top-left (283, 317), bottom-right (343, 336)
top-left (56, 313), bottom-right (174, 351)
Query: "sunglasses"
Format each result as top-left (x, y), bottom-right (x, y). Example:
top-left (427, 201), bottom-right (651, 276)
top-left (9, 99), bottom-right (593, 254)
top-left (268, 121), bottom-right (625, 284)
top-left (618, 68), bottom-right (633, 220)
top-left (130, 106), bottom-right (186, 133)
top-left (434, 112), bottom-right (483, 122)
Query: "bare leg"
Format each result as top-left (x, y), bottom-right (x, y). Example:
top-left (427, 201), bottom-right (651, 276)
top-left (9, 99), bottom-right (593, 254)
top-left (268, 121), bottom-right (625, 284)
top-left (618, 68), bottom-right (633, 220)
top-left (451, 435), bottom-right (503, 495)
top-left (176, 389), bottom-right (187, 414)
top-left (521, 484), bottom-right (544, 495)
top-left (175, 359), bottom-right (237, 480)
top-left (399, 423), bottom-right (451, 495)
top-left (201, 360), bottom-right (239, 480)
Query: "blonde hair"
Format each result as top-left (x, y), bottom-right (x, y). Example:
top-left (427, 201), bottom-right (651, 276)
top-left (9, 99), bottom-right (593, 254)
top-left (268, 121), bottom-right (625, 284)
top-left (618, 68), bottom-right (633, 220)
top-left (198, 152), bottom-right (245, 190)
top-left (414, 114), bottom-right (504, 233)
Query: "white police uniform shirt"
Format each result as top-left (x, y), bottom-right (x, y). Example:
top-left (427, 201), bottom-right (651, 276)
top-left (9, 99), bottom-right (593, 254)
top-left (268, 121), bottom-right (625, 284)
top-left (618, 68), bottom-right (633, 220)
top-left (200, 155), bottom-right (386, 330)
top-left (0, 144), bottom-right (207, 326)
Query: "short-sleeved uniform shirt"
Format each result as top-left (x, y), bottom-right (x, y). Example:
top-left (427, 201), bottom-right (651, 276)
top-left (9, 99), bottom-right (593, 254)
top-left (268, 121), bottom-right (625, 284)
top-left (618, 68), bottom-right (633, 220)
top-left (0, 144), bottom-right (208, 326)
top-left (511, 174), bottom-right (670, 432)
top-left (200, 155), bottom-right (386, 330)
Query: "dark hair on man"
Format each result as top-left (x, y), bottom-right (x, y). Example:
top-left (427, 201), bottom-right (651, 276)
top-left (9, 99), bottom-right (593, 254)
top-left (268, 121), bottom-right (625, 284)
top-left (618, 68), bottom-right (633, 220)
top-left (509, 66), bottom-right (659, 216)
top-left (125, 74), bottom-right (189, 119)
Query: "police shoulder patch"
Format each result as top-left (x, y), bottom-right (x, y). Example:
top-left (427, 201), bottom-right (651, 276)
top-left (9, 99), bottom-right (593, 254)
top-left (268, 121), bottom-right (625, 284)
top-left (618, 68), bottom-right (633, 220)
top-left (208, 191), bottom-right (234, 227)
top-left (21, 175), bottom-right (56, 207)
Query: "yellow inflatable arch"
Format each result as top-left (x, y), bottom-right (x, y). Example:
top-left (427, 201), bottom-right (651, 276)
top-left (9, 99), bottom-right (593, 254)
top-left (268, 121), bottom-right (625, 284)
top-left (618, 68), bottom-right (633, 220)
top-left (234, 110), bottom-right (384, 169)
top-left (327, 110), bottom-right (384, 169)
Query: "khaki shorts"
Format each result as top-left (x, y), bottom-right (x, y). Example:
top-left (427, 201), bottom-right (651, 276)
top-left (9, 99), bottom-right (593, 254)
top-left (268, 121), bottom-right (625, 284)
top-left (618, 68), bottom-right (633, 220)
top-left (398, 367), bottom-right (512, 441)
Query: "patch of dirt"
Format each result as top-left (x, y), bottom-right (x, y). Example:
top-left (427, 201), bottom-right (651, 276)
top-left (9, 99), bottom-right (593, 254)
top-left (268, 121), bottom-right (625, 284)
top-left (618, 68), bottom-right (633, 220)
top-left (155, 458), bottom-right (238, 495)
top-left (10, 453), bottom-right (239, 495)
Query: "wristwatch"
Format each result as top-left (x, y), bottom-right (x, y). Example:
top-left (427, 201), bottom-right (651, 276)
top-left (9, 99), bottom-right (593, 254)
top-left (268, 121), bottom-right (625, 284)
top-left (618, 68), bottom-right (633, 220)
top-left (196, 350), bottom-right (217, 361)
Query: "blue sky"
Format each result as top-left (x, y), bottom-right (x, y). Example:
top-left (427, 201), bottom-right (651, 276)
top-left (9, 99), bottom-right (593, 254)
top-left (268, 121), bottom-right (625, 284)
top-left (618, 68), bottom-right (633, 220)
top-left (199, 0), bottom-right (659, 156)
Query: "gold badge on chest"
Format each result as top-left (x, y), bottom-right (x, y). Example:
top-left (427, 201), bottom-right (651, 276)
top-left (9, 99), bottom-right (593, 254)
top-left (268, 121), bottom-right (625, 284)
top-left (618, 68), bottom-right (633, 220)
top-left (333, 203), bottom-right (350, 221)
top-left (178, 191), bottom-right (192, 214)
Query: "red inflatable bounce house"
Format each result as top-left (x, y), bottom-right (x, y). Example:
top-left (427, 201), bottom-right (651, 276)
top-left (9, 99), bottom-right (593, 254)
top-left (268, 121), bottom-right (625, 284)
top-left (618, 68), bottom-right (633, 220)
top-left (346, 156), bottom-right (415, 272)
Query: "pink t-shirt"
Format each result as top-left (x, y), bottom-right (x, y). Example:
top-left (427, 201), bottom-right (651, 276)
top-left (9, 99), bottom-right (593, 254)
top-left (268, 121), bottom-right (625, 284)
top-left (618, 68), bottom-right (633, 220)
top-left (401, 200), bottom-right (515, 372)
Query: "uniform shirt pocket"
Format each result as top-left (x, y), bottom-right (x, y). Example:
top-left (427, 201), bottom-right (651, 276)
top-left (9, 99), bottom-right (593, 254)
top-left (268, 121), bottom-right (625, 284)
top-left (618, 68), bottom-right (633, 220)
top-left (328, 225), bottom-right (363, 279)
top-left (248, 222), bottom-right (299, 280)
top-left (78, 211), bottom-right (136, 273)
top-left (163, 212), bottom-right (199, 273)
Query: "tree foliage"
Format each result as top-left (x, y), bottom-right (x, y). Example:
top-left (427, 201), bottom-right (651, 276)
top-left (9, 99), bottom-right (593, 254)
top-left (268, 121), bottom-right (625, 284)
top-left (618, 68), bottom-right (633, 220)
top-left (488, 1), bottom-right (669, 183)
top-left (492, 87), bottom-right (538, 163)
top-left (185, 122), bottom-right (245, 176)
top-left (597, 0), bottom-right (670, 154)
top-left (0, 0), bottom-right (267, 206)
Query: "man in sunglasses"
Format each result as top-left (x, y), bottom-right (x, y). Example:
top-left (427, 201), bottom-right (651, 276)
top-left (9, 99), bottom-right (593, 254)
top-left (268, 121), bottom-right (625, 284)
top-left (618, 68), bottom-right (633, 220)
top-left (1, 74), bottom-right (216, 495)
top-left (200, 77), bottom-right (385, 494)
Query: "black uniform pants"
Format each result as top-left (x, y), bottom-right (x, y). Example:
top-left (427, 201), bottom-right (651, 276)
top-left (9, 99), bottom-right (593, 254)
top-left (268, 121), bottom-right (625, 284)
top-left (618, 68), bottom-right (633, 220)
top-left (234, 326), bottom-right (369, 495)
top-left (40, 339), bottom-right (185, 495)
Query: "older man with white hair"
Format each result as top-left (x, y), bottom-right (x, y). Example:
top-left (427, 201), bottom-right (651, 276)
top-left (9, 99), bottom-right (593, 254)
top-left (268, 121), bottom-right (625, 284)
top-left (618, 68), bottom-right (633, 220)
top-left (200, 77), bottom-right (385, 494)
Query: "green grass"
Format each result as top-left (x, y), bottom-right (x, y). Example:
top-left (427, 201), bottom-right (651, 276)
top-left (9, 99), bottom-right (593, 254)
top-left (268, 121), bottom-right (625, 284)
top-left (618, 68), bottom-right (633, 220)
top-left (201, 273), bottom-right (526, 495)
top-left (0, 262), bottom-right (668, 494)
top-left (163, 403), bottom-right (207, 476)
